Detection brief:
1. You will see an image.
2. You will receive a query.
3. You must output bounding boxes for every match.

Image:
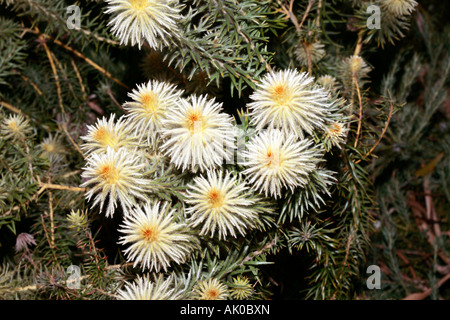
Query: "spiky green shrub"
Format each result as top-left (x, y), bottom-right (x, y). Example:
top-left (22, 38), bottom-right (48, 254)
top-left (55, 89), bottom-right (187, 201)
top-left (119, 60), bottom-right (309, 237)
top-left (0, 0), bottom-right (447, 301)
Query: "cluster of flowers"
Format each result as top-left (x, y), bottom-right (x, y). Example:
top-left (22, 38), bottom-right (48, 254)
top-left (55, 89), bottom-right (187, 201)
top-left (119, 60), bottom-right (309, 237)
top-left (78, 67), bottom-right (349, 299)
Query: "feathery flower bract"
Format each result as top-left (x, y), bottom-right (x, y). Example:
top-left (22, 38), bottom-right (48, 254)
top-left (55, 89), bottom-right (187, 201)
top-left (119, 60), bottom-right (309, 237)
top-left (81, 147), bottom-right (149, 217)
top-left (15, 233), bottom-right (36, 253)
top-left (248, 69), bottom-right (330, 138)
top-left (185, 170), bottom-right (260, 239)
top-left (81, 114), bottom-right (137, 155)
top-left (67, 209), bottom-right (88, 232)
top-left (116, 274), bottom-right (182, 300)
top-left (104, 0), bottom-right (182, 49)
top-left (118, 201), bottom-right (198, 272)
top-left (191, 278), bottom-right (229, 300)
top-left (243, 129), bottom-right (323, 199)
top-left (381, 0), bottom-right (418, 17)
top-left (160, 95), bottom-right (235, 172)
top-left (316, 75), bottom-right (339, 91)
top-left (40, 133), bottom-right (67, 163)
top-left (323, 122), bottom-right (349, 149)
top-left (123, 80), bottom-right (183, 145)
top-left (294, 41), bottom-right (325, 66)
top-left (341, 55), bottom-right (371, 84)
top-left (230, 276), bottom-right (253, 300)
top-left (1, 114), bottom-right (32, 141)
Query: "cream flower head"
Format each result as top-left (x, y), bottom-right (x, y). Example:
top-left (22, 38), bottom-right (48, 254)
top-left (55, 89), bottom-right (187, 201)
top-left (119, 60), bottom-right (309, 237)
top-left (243, 129), bottom-right (323, 199)
top-left (160, 95), bottom-right (235, 172)
top-left (185, 170), bottom-right (260, 240)
top-left (40, 133), bottom-right (67, 163)
top-left (248, 69), bottom-right (330, 138)
top-left (1, 113), bottom-right (32, 141)
top-left (116, 274), bottom-right (183, 300)
top-left (104, 0), bottom-right (182, 49)
top-left (118, 201), bottom-right (198, 272)
top-left (81, 147), bottom-right (149, 217)
top-left (191, 278), bottom-right (229, 300)
top-left (341, 55), bottom-right (371, 83)
top-left (381, 0), bottom-right (418, 17)
top-left (81, 114), bottom-right (138, 155)
top-left (123, 80), bottom-right (183, 145)
top-left (323, 122), bottom-right (349, 149)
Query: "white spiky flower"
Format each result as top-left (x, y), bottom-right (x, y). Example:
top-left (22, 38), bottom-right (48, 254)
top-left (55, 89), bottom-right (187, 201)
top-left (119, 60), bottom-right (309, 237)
top-left (81, 114), bottom-right (138, 155)
top-left (116, 274), bottom-right (183, 300)
top-left (191, 278), bottom-right (229, 300)
top-left (160, 95), bottom-right (235, 172)
top-left (118, 201), bottom-right (198, 272)
top-left (381, 0), bottom-right (418, 17)
top-left (185, 170), bottom-right (260, 240)
top-left (104, 0), bottom-right (182, 50)
top-left (248, 69), bottom-right (330, 138)
top-left (243, 129), bottom-right (323, 199)
top-left (81, 147), bottom-right (149, 218)
top-left (123, 80), bottom-right (183, 145)
top-left (1, 114), bottom-right (32, 141)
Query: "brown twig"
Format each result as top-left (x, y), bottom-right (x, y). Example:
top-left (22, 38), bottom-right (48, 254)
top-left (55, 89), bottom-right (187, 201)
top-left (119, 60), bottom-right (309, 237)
top-left (0, 185), bottom-right (46, 217)
top-left (60, 122), bottom-right (86, 159)
top-left (38, 182), bottom-right (87, 193)
top-left (48, 189), bottom-right (55, 247)
top-left (355, 100), bottom-right (394, 164)
top-left (41, 34), bottom-right (65, 115)
top-left (40, 213), bottom-right (59, 262)
top-left (0, 101), bottom-right (30, 119)
top-left (343, 227), bottom-right (356, 267)
top-left (396, 250), bottom-right (418, 280)
top-left (22, 26), bottom-right (128, 89)
top-left (353, 75), bottom-right (363, 148)
top-left (52, 38), bottom-right (129, 90)
top-left (277, 0), bottom-right (315, 34)
top-left (13, 70), bottom-right (43, 96)
top-left (8, 262), bottom-right (134, 294)
top-left (402, 271), bottom-right (450, 300)
top-left (240, 238), bottom-right (277, 266)
top-left (354, 31), bottom-right (364, 56)
top-left (70, 58), bottom-right (87, 101)
top-left (106, 87), bottom-right (126, 113)
top-left (303, 42), bottom-right (313, 75)
top-left (298, 0), bottom-right (315, 31)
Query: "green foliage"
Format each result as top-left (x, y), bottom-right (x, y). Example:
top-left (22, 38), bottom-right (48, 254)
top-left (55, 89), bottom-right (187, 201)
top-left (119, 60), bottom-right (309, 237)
top-left (0, 0), bottom-right (448, 301)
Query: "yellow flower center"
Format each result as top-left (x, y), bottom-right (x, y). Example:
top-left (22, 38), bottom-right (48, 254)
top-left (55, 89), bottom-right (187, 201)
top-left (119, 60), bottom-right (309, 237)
top-left (93, 127), bottom-right (119, 149)
top-left (141, 92), bottom-right (159, 114)
top-left (350, 56), bottom-right (363, 73)
top-left (43, 143), bottom-right (56, 153)
top-left (97, 164), bottom-right (120, 184)
top-left (204, 288), bottom-right (220, 300)
top-left (207, 188), bottom-right (224, 208)
top-left (129, 0), bottom-right (148, 10)
top-left (8, 120), bottom-right (19, 132)
top-left (265, 148), bottom-right (281, 168)
top-left (141, 225), bottom-right (160, 243)
top-left (331, 123), bottom-right (341, 132)
top-left (271, 84), bottom-right (292, 106)
top-left (186, 110), bottom-right (204, 134)
top-left (329, 123), bottom-right (342, 134)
